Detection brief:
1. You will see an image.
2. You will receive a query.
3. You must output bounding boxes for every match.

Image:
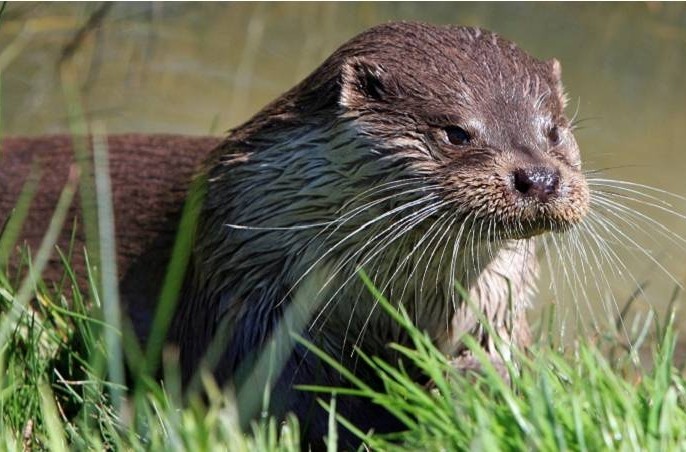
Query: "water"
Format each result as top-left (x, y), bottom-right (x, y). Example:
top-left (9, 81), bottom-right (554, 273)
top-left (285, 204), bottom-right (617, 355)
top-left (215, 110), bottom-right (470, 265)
top-left (2, 2), bottom-right (686, 335)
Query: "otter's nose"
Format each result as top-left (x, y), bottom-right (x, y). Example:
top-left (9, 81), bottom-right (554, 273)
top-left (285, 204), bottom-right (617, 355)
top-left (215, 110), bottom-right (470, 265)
top-left (513, 167), bottom-right (560, 202)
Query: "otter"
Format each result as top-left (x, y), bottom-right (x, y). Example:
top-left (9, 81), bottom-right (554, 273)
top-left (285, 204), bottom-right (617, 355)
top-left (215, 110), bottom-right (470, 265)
top-left (1, 22), bottom-right (589, 447)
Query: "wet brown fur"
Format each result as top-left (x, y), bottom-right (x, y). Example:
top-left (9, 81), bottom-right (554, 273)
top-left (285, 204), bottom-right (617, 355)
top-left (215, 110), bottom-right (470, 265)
top-left (0, 22), bottom-right (590, 449)
top-left (0, 134), bottom-right (220, 295)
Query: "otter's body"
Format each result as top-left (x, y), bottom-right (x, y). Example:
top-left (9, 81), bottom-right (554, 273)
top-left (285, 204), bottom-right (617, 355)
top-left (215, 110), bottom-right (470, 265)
top-left (0, 23), bottom-right (589, 447)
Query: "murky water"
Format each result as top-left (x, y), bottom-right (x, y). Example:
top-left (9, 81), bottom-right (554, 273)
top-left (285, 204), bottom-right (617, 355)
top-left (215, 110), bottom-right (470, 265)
top-left (2, 3), bottom-right (686, 335)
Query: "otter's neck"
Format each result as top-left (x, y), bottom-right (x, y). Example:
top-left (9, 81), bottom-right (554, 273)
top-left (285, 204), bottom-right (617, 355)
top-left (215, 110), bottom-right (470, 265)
top-left (181, 119), bottom-right (537, 376)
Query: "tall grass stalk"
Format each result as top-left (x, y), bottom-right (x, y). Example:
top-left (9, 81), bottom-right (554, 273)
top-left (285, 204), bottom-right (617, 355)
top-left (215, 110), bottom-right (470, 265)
top-left (92, 122), bottom-right (124, 413)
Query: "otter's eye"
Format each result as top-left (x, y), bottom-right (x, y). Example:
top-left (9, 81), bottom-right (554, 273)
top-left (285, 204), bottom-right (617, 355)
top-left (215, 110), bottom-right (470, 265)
top-left (444, 126), bottom-right (471, 145)
top-left (547, 125), bottom-right (561, 146)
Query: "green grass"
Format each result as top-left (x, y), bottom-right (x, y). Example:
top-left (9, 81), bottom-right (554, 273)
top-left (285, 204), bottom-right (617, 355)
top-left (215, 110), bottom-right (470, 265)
top-left (1, 234), bottom-right (685, 450)
top-left (303, 274), bottom-right (686, 451)
top-left (0, 253), bottom-right (302, 451)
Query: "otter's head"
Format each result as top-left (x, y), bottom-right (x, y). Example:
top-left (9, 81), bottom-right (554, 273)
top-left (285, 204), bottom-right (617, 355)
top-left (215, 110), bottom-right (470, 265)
top-left (229, 22), bottom-right (589, 244)
top-left (290, 22), bottom-right (590, 241)
top-left (340, 24), bottom-right (589, 238)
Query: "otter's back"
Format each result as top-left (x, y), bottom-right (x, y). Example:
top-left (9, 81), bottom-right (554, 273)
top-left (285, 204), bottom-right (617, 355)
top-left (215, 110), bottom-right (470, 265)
top-left (0, 134), bottom-right (221, 291)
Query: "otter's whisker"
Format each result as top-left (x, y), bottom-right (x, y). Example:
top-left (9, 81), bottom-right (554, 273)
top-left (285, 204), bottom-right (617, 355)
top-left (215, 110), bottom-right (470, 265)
top-left (309, 199), bottom-right (449, 333)
top-left (588, 178), bottom-right (686, 203)
top-left (592, 189), bottom-right (686, 232)
top-left (337, 204), bottom-right (451, 352)
top-left (548, 231), bottom-right (580, 309)
top-left (419, 215), bottom-right (458, 297)
top-left (281, 193), bottom-right (441, 308)
top-left (395, 211), bottom-right (454, 305)
top-left (447, 212), bottom-right (469, 311)
top-left (225, 221), bottom-right (336, 231)
top-left (336, 177), bottom-right (431, 213)
top-left (314, 184), bottom-right (442, 248)
top-left (584, 211), bottom-right (661, 307)
top-left (591, 195), bottom-right (686, 253)
top-left (577, 216), bottom-right (647, 347)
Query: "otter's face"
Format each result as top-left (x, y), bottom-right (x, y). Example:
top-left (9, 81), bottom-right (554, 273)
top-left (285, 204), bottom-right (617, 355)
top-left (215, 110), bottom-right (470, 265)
top-left (337, 25), bottom-right (589, 241)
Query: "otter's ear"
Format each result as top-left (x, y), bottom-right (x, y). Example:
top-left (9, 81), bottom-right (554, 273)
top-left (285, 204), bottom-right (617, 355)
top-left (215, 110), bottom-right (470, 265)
top-left (339, 57), bottom-right (396, 109)
top-left (548, 58), bottom-right (569, 108)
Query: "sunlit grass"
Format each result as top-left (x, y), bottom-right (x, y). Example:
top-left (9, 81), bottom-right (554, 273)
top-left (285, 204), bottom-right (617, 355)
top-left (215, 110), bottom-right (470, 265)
top-left (1, 221), bottom-right (685, 450)
top-left (301, 272), bottom-right (686, 451)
